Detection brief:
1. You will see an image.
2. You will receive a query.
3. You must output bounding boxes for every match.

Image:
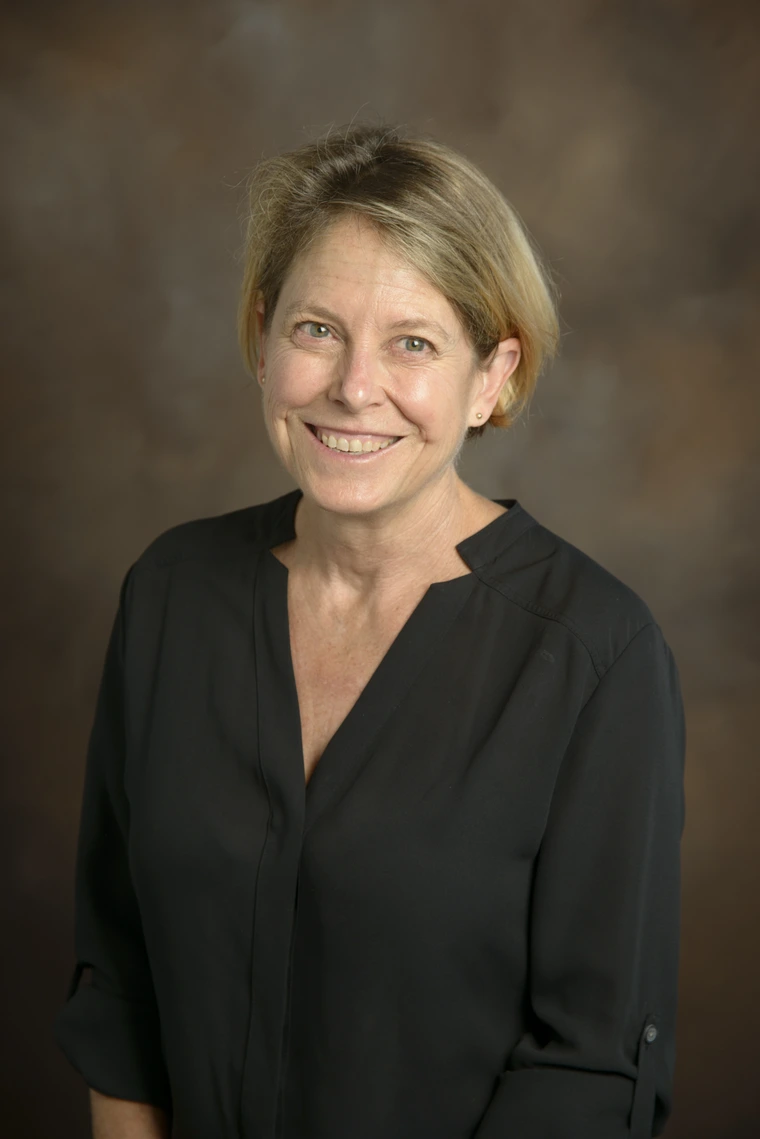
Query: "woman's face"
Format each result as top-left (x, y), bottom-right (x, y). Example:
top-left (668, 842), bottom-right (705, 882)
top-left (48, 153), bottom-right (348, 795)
top-left (256, 214), bottom-right (519, 519)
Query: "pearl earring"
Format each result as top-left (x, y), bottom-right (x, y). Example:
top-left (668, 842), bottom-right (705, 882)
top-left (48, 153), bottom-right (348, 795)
top-left (475, 412), bottom-right (483, 419)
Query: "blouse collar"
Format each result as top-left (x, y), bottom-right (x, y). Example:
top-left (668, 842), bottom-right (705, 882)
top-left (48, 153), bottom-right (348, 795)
top-left (267, 489), bottom-right (538, 576)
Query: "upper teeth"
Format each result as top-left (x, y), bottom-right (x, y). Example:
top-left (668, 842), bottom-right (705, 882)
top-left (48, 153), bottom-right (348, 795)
top-left (318, 432), bottom-right (396, 452)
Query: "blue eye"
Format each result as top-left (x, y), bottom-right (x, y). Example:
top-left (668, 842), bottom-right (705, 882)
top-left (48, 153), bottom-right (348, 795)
top-left (403, 336), bottom-right (429, 353)
top-left (303, 321), bottom-right (330, 338)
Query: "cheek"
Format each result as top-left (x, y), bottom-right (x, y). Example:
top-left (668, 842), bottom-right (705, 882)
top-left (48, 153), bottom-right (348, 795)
top-left (266, 360), bottom-right (327, 417)
top-left (397, 372), bottom-right (468, 439)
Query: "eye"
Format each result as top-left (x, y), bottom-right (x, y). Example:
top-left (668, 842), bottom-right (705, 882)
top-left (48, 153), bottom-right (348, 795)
top-left (401, 336), bottom-right (431, 354)
top-left (298, 321), bottom-right (331, 339)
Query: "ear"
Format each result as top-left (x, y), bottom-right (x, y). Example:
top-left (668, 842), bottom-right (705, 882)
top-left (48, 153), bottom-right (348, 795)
top-left (470, 336), bottom-right (521, 425)
top-left (254, 298), bottom-right (267, 388)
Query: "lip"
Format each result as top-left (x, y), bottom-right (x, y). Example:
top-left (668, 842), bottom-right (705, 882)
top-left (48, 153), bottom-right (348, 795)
top-left (305, 422), bottom-right (401, 442)
top-left (303, 420), bottom-right (403, 458)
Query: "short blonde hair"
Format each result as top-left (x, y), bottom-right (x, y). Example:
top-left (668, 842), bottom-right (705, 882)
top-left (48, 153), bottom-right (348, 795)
top-left (237, 123), bottom-right (559, 436)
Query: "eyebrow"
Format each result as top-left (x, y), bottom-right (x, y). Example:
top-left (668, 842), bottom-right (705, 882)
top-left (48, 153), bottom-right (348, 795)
top-left (281, 302), bottom-right (455, 344)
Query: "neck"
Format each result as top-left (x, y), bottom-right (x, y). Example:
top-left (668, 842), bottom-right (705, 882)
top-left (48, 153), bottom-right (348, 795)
top-left (282, 471), bottom-right (497, 601)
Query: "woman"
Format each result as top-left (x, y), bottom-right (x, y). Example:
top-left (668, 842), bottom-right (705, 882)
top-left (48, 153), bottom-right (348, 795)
top-left (54, 124), bottom-right (685, 1139)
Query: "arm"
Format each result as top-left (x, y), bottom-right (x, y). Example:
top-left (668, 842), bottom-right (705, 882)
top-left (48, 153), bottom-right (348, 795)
top-left (90, 1089), bottom-right (169, 1139)
top-left (473, 621), bottom-right (686, 1139)
top-left (53, 566), bottom-right (173, 1123)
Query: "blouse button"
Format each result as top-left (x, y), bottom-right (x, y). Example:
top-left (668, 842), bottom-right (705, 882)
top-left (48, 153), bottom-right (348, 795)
top-left (644, 1024), bottom-right (658, 1044)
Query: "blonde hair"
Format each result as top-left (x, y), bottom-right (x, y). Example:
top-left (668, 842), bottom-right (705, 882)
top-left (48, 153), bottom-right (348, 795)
top-left (237, 123), bottom-right (559, 436)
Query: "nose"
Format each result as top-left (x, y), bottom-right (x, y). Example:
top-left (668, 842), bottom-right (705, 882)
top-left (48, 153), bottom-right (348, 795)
top-left (327, 346), bottom-right (385, 412)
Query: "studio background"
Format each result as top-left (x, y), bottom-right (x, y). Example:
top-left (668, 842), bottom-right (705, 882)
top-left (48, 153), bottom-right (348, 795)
top-left (2, 2), bottom-right (758, 1137)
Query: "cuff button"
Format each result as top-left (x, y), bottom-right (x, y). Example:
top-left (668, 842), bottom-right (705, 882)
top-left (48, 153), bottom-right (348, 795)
top-left (644, 1024), bottom-right (658, 1044)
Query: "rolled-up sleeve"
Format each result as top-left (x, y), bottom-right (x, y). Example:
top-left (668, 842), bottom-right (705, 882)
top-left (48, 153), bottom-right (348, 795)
top-left (53, 565), bottom-right (172, 1111)
top-left (473, 621), bottom-right (686, 1139)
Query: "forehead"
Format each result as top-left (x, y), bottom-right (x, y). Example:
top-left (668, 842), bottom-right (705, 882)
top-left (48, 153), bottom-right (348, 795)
top-left (280, 215), bottom-right (458, 327)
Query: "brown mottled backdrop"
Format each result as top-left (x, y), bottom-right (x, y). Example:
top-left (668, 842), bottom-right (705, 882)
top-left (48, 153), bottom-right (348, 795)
top-left (2, 1), bottom-right (758, 1136)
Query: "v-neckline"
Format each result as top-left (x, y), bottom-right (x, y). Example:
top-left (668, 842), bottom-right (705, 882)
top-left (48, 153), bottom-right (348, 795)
top-left (252, 489), bottom-right (531, 835)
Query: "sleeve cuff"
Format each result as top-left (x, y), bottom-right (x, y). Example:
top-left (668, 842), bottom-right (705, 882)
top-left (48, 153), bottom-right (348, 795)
top-left (473, 1068), bottom-right (641, 1139)
top-left (53, 969), bottom-right (172, 1111)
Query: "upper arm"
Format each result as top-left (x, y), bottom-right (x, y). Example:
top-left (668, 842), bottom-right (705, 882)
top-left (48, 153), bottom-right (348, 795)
top-left (53, 565), bottom-right (172, 1111)
top-left (473, 622), bottom-right (686, 1138)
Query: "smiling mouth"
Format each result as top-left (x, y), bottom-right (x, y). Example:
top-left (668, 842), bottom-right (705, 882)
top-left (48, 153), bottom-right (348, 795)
top-left (306, 423), bottom-right (402, 454)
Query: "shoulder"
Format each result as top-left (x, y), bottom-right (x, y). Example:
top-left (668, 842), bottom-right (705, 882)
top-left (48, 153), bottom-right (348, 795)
top-left (481, 506), bottom-right (663, 680)
top-left (130, 490), bottom-right (299, 574)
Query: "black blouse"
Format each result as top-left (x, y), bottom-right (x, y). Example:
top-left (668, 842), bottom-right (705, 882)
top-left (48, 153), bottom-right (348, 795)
top-left (53, 489), bottom-right (686, 1139)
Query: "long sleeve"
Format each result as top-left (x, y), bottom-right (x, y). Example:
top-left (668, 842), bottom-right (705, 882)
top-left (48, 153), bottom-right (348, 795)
top-left (53, 565), bottom-right (172, 1111)
top-left (473, 621), bottom-right (686, 1139)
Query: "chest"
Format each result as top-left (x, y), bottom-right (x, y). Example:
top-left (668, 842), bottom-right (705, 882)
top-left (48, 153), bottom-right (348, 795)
top-left (287, 598), bottom-right (415, 785)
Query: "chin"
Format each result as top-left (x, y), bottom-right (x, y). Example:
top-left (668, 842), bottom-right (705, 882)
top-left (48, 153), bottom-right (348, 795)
top-left (299, 476), bottom-right (397, 518)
